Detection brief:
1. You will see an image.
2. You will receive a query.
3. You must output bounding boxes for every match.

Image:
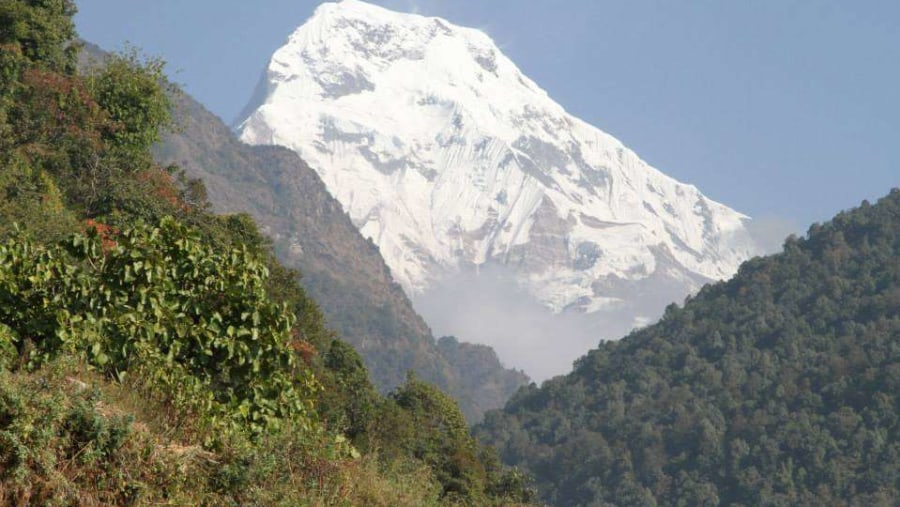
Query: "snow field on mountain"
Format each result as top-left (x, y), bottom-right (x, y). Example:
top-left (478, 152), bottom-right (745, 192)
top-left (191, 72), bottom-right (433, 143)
top-left (239, 0), bottom-right (760, 378)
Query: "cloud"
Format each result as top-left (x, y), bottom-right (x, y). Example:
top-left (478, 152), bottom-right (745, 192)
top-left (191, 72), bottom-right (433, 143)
top-left (412, 264), bottom-right (644, 383)
top-left (746, 215), bottom-right (803, 255)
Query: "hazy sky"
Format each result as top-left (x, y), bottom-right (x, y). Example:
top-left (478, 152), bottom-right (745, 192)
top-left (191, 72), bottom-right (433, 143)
top-left (75, 0), bottom-right (898, 233)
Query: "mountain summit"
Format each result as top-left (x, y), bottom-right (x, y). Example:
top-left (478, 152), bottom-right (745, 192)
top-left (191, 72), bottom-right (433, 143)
top-left (238, 0), bottom-right (760, 378)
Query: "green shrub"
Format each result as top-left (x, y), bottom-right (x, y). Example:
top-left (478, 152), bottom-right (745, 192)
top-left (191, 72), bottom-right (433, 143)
top-left (0, 217), bottom-right (319, 436)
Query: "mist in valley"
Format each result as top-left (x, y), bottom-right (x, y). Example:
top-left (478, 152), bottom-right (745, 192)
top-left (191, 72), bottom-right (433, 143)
top-left (413, 264), bottom-right (669, 382)
top-left (412, 225), bottom-right (794, 383)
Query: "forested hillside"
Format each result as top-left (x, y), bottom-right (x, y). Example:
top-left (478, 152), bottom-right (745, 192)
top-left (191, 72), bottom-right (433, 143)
top-left (0, 1), bottom-right (533, 504)
top-left (477, 190), bottom-right (900, 506)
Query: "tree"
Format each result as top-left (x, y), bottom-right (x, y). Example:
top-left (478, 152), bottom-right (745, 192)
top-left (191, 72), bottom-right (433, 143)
top-left (0, 0), bottom-right (78, 73)
top-left (89, 48), bottom-right (172, 166)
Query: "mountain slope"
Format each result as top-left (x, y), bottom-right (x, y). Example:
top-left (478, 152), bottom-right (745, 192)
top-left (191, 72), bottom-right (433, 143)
top-left (237, 0), bottom-right (759, 379)
top-left (475, 190), bottom-right (900, 506)
top-left (153, 80), bottom-right (527, 420)
top-left (238, 0), bottom-right (757, 302)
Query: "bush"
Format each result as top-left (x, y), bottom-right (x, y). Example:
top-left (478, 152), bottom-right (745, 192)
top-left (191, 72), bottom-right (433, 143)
top-left (0, 217), bottom-right (319, 436)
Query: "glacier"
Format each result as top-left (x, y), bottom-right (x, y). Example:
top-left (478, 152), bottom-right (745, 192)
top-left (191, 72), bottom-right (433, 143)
top-left (238, 0), bottom-right (760, 380)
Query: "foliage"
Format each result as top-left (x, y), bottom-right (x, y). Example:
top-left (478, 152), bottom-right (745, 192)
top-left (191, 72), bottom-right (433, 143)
top-left (437, 336), bottom-right (530, 420)
top-left (0, 43), bottom-right (25, 136)
top-left (5, 65), bottom-right (107, 209)
top-left (88, 48), bottom-right (171, 165)
top-left (0, 216), bottom-right (534, 505)
top-left (0, 2), bottom-right (536, 504)
top-left (477, 190), bottom-right (900, 506)
top-left (371, 373), bottom-right (537, 506)
top-left (2, 47), bottom-right (173, 220)
top-left (0, 358), bottom-right (450, 506)
top-left (0, 0), bottom-right (78, 74)
top-left (0, 360), bottom-right (154, 505)
top-left (0, 218), bottom-right (318, 435)
top-left (0, 161), bottom-right (77, 243)
top-left (318, 338), bottom-right (380, 443)
top-left (384, 373), bottom-right (486, 500)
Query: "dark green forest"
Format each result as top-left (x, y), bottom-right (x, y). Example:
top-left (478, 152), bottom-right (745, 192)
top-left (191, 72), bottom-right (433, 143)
top-left (0, 1), bottom-right (533, 504)
top-left (477, 190), bottom-right (900, 506)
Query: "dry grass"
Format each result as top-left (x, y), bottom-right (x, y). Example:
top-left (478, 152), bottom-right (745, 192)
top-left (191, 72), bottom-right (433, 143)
top-left (0, 358), bottom-right (450, 506)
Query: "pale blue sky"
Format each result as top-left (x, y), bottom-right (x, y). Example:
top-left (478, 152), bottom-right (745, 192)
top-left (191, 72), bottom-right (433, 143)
top-left (75, 1), bottom-right (899, 236)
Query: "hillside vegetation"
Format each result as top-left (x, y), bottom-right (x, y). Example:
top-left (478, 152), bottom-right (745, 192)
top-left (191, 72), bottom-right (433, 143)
top-left (477, 190), bottom-right (900, 506)
top-left (0, 1), bottom-right (533, 504)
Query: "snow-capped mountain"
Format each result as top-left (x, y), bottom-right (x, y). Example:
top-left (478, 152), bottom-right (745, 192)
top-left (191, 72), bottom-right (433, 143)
top-left (238, 0), bottom-right (759, 376)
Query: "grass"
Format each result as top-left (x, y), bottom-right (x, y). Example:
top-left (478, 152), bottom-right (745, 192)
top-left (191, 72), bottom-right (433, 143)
top-left (0, 358), bottom-right (451, 506)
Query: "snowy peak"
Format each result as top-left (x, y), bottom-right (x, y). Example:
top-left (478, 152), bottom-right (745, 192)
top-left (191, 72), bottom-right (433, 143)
top-left (238, 0), bottom-right (759, 316)
top-left (265, 0), bottom-right (545, 112)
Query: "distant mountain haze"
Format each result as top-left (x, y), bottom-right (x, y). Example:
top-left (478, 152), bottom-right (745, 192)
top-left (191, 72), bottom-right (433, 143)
top-left (237, 0), bottom-right (762, 380)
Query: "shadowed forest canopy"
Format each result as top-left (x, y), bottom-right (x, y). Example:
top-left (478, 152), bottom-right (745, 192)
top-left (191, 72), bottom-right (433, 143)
top-left (477, 189), bottom-right (900, 507)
